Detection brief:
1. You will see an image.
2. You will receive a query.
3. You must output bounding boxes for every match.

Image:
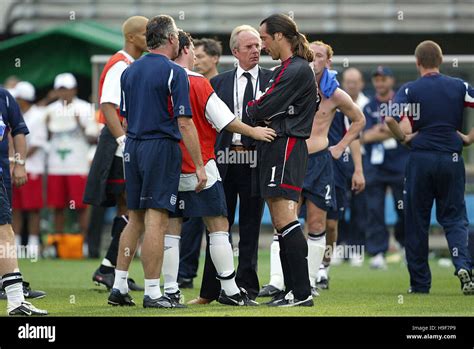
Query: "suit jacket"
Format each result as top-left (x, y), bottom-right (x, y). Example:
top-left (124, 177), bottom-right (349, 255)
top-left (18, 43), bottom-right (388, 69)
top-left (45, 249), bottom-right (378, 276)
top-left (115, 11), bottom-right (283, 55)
top-left (211, 66), bottom-right (273, 180)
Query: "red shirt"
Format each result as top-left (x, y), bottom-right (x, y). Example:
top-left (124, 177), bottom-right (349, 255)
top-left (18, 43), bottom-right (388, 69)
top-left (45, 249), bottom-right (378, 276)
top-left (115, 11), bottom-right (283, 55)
top-left (179, 71), bottom-right (217, 173)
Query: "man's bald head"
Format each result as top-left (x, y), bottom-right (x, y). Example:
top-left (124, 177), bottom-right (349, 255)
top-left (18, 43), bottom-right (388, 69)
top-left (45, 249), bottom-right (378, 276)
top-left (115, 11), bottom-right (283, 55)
top-left (122, 16), bottom-right (148, 40)
top-left (122, 16), bottom-right (148, 55)
top-left (342, 67), bottom-right (363, 83)
top-left (342, 67), bottom-right (365, 100)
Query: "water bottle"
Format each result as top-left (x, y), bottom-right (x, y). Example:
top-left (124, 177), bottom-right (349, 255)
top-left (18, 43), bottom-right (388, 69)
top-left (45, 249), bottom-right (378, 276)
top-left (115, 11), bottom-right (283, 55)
top-left (0, 115), bottom-right (6, 141)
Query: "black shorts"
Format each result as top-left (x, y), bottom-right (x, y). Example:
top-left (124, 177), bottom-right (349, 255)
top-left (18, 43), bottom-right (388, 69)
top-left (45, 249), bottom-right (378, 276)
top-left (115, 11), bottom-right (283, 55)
top-left (302, 148), bottom-right (337, 212)
top-left (170, 181), bottom-right (227, 218)
top-left (258, 137), bottom-right (308, 202)
top-left (0, 174), bottom-right (12, 225)
top-left (106, 156), bottom-right (125, 198)
top-left (84, 125), bottom-right (124, 207)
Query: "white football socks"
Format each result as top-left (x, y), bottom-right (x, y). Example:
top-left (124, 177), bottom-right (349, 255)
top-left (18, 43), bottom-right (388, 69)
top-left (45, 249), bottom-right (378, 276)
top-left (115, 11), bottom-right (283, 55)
top-left (2, 273), bottom-right (24, 309)
top-left (163, 234), bottom-right (180, 294)
top-left (101, 258), bottom-right (114, 268)
top-left (5, 282), bottom-right (24, 309)
top-left (113, 269), bottom-right (128, 295)
top-left (209, 232), bottom-right (240, 296)
top-left (144, 279), bottom-right (162, 300)
top-left (269, 234), bottom-right (284, 290)
top-left (308, 232), bottom-right (327, 287)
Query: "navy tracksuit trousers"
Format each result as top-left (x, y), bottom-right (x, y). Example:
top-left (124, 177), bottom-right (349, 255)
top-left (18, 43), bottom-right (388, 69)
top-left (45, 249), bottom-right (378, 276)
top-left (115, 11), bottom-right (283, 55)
top-left (405, 150), bottom-right (472, 292)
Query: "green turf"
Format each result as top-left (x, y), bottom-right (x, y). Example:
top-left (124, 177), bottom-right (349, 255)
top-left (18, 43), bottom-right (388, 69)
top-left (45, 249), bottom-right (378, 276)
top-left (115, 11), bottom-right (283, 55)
top-left (2, 251), bottom-right (473, 316)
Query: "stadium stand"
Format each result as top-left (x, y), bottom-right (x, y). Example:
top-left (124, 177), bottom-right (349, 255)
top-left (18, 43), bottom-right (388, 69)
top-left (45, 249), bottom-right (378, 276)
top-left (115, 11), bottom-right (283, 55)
top-left (1, 0), bottom-right (474, 35)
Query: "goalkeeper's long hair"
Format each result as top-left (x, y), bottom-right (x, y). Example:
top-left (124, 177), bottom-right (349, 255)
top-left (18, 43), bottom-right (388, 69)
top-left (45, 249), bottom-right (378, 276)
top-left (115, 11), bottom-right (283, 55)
top-left (261, 14), bottom-right (314, 62)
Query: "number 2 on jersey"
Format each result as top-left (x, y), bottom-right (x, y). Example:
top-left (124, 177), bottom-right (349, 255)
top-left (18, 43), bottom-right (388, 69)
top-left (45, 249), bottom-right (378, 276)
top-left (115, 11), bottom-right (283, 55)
top-left (325, 184), bottom-right (332, 200)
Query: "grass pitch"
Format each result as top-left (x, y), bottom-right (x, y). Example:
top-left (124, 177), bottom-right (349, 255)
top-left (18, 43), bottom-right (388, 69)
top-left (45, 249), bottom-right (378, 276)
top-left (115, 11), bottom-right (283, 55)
top-left (3, 251), bottom-right (473, 316)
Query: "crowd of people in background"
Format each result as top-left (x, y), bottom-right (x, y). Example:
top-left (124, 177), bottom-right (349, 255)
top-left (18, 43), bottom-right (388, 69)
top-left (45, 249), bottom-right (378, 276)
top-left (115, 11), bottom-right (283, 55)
top-left (2, 73), bottom-right (99, 253)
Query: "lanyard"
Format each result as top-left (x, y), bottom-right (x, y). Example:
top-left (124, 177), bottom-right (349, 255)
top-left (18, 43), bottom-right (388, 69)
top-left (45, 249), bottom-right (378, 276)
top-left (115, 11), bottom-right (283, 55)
top-left (234, 69), bottom-right (259, 119)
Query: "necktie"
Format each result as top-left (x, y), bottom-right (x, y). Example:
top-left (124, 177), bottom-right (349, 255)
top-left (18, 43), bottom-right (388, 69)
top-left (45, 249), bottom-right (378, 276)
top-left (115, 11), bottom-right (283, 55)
top-left (241, 72), bottom-right (254, 147)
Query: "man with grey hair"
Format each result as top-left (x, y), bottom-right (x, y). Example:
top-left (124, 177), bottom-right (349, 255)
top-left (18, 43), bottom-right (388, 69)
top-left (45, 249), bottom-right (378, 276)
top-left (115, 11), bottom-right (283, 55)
top-left (108, 15), bottom-right (207, 309)
top-left (188, 24), bottom-right (273, 304)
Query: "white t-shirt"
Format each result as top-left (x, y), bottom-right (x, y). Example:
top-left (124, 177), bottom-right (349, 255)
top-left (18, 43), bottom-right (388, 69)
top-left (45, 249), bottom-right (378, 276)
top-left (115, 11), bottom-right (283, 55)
top-left (100, 50), bottom-right (134, 107)
top-left (100, 50), bottom-right (134, 157)
top-left (23, 105), bottom-right (47, 175)
top-left (46, 98), bottom-right (99, 175)
top-left (178, 159), bottom-right (221, 192)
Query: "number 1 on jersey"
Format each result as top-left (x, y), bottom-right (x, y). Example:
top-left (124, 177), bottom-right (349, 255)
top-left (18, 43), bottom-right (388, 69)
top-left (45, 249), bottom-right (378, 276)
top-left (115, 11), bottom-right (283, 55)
top-left (270, 166), bottom-right (276, 183)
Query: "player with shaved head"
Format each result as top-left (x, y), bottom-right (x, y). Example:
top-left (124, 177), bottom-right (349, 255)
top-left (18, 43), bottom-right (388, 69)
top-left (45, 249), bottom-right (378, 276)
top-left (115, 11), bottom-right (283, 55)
top-left (84, 15), bottom-right (148, 291)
